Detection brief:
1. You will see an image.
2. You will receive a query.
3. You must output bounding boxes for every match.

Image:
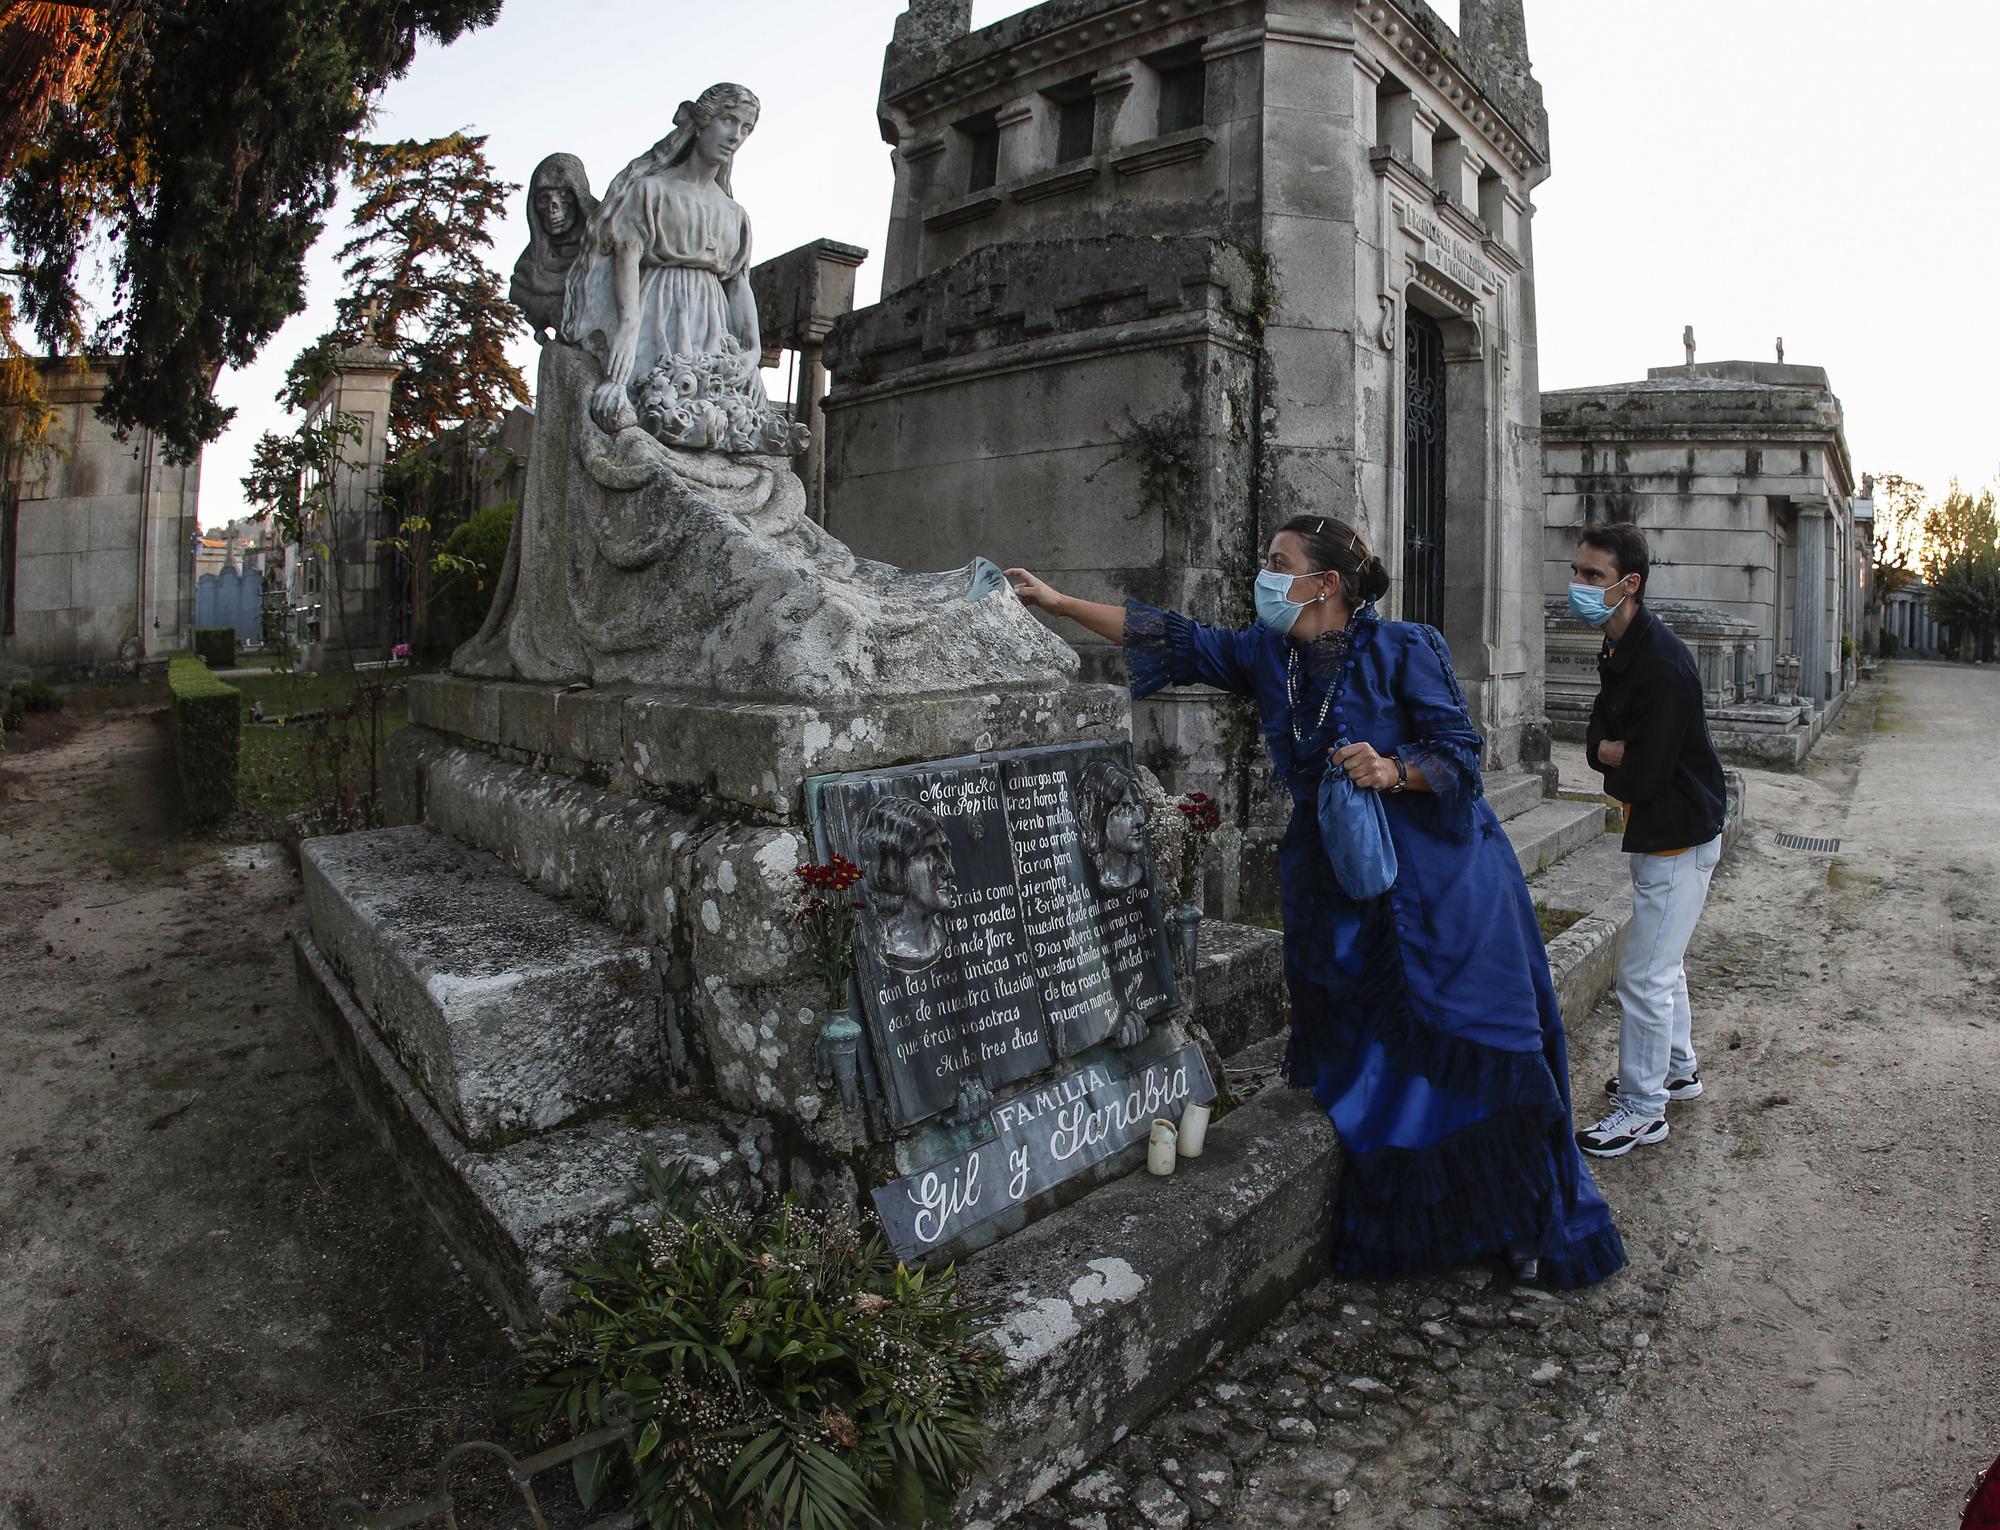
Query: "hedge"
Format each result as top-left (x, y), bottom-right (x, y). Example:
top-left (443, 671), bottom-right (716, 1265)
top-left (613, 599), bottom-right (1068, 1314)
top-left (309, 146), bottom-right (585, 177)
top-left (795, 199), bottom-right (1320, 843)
top-left (441, 500), bottom-right (517, 637)
top-left (194, 627), bottom-right (237, 669)
top-left (169, 652), bottom-right (242, 827)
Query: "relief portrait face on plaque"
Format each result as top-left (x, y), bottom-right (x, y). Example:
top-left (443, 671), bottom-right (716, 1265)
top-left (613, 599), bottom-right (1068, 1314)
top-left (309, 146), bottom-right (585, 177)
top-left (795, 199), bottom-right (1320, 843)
top-left (1077, 760), bottom-right (1148, 892)
top-left (859, 795), bottom-right (959, 971)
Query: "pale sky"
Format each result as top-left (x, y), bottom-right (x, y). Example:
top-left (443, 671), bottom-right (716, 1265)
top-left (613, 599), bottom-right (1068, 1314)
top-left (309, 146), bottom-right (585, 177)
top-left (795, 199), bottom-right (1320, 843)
top-left (197, 0), bottom-right (2000, 528)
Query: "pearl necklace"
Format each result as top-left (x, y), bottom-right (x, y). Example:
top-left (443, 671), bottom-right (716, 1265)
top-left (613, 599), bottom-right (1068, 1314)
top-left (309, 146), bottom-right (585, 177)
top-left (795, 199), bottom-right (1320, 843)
top-left (1284, 627), bottom-right (1354, 744)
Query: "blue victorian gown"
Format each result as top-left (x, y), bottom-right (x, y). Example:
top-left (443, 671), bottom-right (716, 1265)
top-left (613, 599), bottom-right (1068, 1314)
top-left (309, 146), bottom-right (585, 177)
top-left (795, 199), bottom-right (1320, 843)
top-left (1128, 601), bottom-right (1626, 1288)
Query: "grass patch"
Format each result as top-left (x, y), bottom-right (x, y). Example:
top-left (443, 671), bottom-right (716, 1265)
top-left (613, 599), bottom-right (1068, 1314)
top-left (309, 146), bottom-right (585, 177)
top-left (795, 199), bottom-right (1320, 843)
top-left (219, 666), bottom-right (431, 844)
top-left (1536, 903), bottom-right (1585, 942)
top-left (1234, 911), bottom-right (1284, 932)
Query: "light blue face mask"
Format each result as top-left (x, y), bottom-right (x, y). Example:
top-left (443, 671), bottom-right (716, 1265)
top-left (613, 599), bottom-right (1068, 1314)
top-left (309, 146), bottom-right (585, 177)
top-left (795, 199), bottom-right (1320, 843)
top-left (1567, 579), bottom-right (1630, 627)
top-left (1255, 568), bottom-right (1323, 633)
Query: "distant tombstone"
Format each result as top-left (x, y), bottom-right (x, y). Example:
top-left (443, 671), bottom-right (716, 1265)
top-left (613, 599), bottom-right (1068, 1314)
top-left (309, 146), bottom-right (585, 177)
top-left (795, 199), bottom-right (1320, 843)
top-left (810, 740), bottom-right (1177, 1131)
top-left (196, 560), bottom-right (265, 644)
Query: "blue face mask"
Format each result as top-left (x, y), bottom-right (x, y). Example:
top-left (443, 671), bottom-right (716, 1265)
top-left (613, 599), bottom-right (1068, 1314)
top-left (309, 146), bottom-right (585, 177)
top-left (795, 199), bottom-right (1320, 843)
top-left (1567, 579), bottom-right (1630, 628)
top-left (1255, 568), bottom-right (1323, 633)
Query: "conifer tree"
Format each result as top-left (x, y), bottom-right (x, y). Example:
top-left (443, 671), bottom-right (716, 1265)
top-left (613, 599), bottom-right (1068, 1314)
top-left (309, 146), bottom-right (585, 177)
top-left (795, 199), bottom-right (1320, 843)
top-left (282, 132), bottom-right (529, 454)
top-left (267, 130), bottom-right (527, 655)
top-left (0, 0), bottom-right (502, 462)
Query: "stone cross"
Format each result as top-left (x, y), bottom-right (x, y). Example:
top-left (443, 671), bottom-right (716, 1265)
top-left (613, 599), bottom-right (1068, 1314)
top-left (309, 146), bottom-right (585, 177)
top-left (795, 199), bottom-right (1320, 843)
top-left (358, 292), bottom-right (385, 341)
top-left (1682, 325), bottom-right (1696, 367)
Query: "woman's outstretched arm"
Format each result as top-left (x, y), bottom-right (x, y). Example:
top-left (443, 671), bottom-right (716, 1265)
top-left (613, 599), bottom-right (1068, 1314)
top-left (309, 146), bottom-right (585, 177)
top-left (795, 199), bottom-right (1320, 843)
top-left (1005, 568), bottom-right (1127, 645)
top-left (1011, 570), bottom-right (1259, 699)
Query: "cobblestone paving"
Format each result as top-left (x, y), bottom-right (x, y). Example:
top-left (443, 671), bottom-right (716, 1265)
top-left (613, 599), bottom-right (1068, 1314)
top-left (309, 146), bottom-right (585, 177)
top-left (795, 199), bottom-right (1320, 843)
top-left (1017, 1016), bottom-right (1691, 1530)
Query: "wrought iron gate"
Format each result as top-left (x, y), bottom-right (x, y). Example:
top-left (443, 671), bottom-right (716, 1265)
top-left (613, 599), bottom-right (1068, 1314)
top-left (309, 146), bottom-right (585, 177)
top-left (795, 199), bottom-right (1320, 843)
top-left (1403, 309), bottom-right (1446, 628)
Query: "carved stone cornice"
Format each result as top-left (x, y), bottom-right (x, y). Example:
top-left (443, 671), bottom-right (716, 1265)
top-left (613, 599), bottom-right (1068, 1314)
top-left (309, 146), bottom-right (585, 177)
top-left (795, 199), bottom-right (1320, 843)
top-left (1355, 2), bottom-right (1542, 176)
top-left (922, 192), bottom-right (1003, 231)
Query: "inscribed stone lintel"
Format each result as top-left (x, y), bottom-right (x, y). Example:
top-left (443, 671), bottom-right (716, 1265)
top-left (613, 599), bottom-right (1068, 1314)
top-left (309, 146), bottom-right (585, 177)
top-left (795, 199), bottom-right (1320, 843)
top-left (1393, 199), bottom-right (1501, 302)
top-left (809, 740), bottom-right (1178, 1133)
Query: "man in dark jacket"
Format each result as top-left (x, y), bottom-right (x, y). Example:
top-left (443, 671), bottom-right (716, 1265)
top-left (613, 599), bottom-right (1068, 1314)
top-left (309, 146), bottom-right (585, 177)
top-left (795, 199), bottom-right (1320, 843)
top-left (1567, 523), bottom-right (1728, 1159)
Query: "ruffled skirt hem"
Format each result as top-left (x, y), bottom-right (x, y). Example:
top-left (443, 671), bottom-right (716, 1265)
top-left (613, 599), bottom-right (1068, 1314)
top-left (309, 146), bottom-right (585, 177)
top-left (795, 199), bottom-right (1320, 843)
top-left (1326, 1101), bottom-right (1627, 1289)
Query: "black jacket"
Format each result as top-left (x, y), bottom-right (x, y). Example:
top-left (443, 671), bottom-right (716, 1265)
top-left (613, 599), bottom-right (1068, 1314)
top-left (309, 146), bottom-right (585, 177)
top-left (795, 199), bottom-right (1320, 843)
top-left (1585, 604), bottom-right (1727, 854)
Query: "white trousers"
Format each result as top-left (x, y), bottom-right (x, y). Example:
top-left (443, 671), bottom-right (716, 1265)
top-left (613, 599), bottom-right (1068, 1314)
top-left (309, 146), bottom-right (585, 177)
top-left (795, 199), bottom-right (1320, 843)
top-left (1615, 834), bottom-right (1722, 1118)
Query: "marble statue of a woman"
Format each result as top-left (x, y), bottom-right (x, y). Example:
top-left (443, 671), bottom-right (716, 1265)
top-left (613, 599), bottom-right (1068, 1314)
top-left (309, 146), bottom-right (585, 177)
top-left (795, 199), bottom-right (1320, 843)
top-left (455, 83), bottom-right (1077, 701)
top-left (563, 83), bottom-right (799, 454)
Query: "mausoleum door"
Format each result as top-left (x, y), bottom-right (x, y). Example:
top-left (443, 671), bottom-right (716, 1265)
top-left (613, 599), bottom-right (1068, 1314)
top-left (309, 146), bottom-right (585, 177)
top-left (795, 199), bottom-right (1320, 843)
top-left (1403, 308), bottom-right (1447, 628)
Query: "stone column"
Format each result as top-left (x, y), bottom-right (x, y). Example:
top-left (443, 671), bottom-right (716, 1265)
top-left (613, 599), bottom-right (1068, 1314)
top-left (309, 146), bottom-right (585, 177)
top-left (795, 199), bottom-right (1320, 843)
top-left (1792, 499), bottom-right (1829, 702)
top-left (750, 239), bottom-right (869, 524)
top-left (305, 339), bottom-right (400, 670)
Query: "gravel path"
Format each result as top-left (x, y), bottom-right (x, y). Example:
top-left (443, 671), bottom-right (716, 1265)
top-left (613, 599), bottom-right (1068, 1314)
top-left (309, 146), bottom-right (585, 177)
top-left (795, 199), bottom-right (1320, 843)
top-left (0, 703), bottom-right (537, 1526)
top-left (1018, 661), bottom-right (1999, 1530)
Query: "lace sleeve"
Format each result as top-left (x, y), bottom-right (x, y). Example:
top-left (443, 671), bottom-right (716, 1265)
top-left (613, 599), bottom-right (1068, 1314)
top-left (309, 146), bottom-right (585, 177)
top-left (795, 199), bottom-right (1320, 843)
top-left (1399, 624), bottom-right (1485, 840)
top-left (1124, 601), bottom-right (1256, 700)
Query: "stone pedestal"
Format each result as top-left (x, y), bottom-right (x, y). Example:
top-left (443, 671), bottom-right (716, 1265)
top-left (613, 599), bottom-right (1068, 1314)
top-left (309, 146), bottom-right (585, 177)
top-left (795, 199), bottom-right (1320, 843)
top-left (291, 666), bottom-right (1158, 1318)
top-left (303, 341), bottom-right (399, 670)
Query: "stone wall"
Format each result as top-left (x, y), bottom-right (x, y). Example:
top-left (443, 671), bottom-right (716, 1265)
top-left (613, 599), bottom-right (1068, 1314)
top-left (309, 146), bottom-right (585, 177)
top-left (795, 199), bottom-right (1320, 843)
top-left (0, 359), bottom-right (199, 684)
top-left (824, 0), bottom-right (1558, 874)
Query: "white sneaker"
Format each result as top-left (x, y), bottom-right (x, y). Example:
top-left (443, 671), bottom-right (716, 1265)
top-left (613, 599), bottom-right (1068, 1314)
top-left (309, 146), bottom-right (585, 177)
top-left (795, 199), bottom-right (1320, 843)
top-left (1576, 1103), bottom-right (1669, 1159)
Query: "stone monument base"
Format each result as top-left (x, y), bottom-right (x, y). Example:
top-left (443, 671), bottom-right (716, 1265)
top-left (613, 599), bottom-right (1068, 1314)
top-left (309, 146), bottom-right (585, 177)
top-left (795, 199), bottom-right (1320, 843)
top-left (293, 919), bottom-right (768, 1329)
top-left (402, 671), bottom-right (1130, 820)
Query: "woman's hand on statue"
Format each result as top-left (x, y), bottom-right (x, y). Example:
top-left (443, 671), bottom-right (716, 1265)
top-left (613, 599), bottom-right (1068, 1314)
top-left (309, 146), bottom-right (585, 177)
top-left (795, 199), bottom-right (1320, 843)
top-left (1004, 567), bottom-right (1065, 616)
top-left (1331, 741), bottom-right (1398, 791)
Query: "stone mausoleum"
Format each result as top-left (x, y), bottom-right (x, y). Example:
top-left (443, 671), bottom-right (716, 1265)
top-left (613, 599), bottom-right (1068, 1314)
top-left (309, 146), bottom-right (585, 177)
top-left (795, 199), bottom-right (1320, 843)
top-left (0, 358), bottom-right (200, 685)
top-left (822, 0), bottom-right (1557, 818)
top-left (1541, 356), bottom-right (1870, 766)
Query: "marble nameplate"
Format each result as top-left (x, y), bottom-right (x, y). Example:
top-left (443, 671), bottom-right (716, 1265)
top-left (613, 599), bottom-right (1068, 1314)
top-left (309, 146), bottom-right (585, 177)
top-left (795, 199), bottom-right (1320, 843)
top-left (871, 1042), bottom-right (1216, 1260)
top-left (810, 740), bottom-right (1176, 1129)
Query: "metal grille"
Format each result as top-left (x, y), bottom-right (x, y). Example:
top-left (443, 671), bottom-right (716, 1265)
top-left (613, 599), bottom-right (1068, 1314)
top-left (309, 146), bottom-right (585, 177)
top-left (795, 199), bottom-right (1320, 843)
top-left (1403, 309), bottom-right (1447, 627)
top-left (1774, 832), bottom-right (1841, 853)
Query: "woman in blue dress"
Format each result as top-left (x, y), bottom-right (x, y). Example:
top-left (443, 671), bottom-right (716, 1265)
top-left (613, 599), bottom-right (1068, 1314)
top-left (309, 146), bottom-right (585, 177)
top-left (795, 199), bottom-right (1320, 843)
top-left (1006, 515), bottom-right (1625, 1287)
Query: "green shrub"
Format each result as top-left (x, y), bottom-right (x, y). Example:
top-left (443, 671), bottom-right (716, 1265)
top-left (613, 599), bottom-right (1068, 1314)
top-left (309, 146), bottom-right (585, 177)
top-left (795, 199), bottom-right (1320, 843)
top-left (1878, 627), bottom-right (1899, 659)
top-left (169, 652), bottom-right (242, 826)
top-left (9, 679), bottom-right (62, 715)
top-left (194, 627), bottom-right (237, 669)
top-left (440, 500), bottom-right (516, 636)
top-left (0, 693), bottom-right (22, 734)
top-left (512, 1158), bottom-right (1007, 1530)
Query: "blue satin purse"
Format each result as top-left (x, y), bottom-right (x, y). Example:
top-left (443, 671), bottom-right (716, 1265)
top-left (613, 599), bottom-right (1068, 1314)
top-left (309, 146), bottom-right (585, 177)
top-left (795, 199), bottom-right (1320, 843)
top-left (1317, 742), bottom-right (1399, 900)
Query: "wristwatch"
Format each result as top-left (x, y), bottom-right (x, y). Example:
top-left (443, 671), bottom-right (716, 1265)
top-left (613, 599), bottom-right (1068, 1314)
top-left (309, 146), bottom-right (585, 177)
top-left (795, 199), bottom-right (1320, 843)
top-left (1388, 756), bottom-right (1407, 793)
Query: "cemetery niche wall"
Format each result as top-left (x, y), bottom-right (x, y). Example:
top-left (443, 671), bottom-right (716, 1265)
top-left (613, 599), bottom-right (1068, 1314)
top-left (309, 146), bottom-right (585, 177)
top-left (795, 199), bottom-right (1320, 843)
top-left (289, 83), bottom-right (1217, 1326)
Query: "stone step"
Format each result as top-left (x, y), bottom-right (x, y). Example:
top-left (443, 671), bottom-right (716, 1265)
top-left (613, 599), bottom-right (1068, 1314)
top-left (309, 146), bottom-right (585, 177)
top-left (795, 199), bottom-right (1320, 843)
top-left (1190, 919), bottom-right (1285, 1058)
top-left (955, 1066), bottom-right (1336, 1522)
top-left (299, 825), bottom-right (664, 1149)
top-left (1483, 770), bottom-right (1547, 824)
top-left (293, 929), bottom-right (765, 1326)
top-left (1502, 799), bottom-right (1609, 879)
